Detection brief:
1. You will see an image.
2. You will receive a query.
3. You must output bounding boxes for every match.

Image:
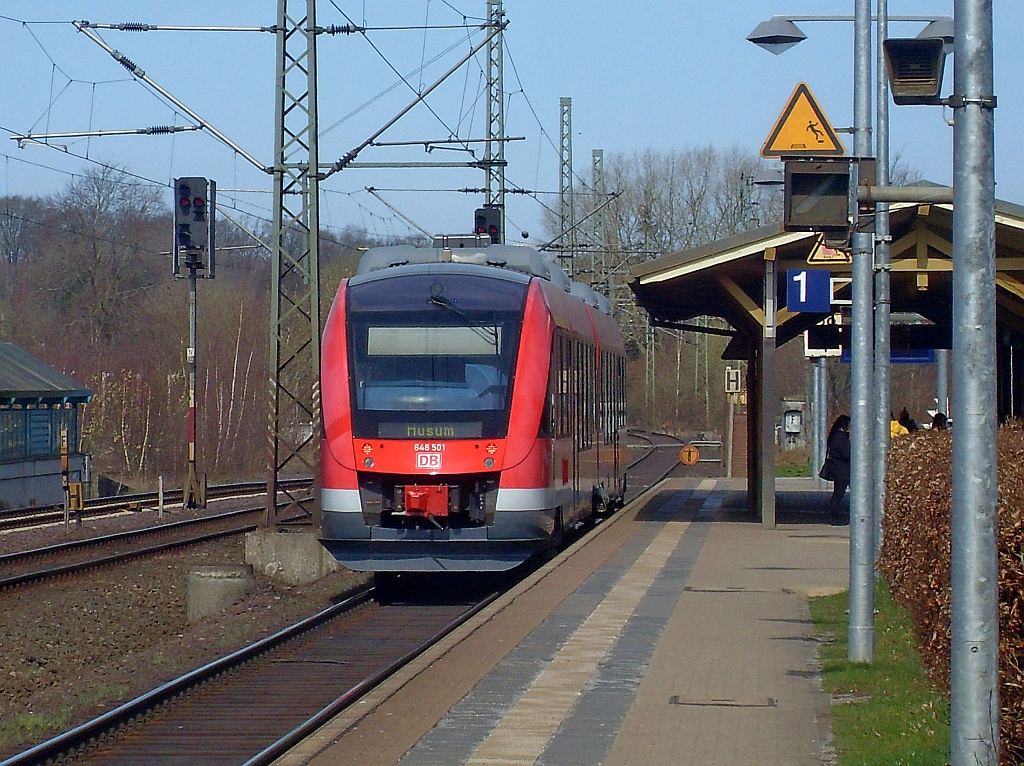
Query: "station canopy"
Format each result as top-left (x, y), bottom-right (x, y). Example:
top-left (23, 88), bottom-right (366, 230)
top-left (628, 197), bottom-right (1024, 358)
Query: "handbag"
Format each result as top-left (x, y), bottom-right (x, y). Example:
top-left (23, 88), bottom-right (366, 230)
top-left (818, 456), bottom-right (835, 481)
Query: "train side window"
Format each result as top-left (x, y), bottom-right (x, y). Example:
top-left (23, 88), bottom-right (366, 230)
top-left (617, 356), bottom-right (626, 430)
top-left (557, 333), bottom-right (570, 439)
top-left (540, 344), bottom-right (556, 438)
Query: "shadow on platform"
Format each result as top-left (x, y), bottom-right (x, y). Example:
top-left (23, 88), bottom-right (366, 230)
top-left (636, 481), bottom-right (845, 526)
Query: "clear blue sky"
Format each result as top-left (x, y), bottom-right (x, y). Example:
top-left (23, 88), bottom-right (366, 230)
top-left (0, 1), bottom-right (1017, 248)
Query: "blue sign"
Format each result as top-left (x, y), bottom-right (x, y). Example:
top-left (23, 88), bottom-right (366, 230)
top-left (840, 347), bottom-right (936, 364)
top-left (786, 269), bottom-right (831, 313)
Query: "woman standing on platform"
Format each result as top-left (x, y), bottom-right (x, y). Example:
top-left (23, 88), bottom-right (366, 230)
top-left (821, 414), bottom-right (851, 523)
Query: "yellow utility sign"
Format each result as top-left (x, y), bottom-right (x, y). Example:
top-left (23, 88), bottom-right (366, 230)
top-left (761, 82), bottom-right (846, 158)
top-left (679, 444), bottom-right (701, 466)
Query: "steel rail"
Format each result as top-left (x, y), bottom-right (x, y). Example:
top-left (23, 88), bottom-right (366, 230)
top-left (0, 478), bottom-right (311, 531)
top-left (0, 521), bottom-right (259, 590)
top-left (242, 587), bottom-right (504, 766)
top-left (0, 587), bottom-right (376, 766)
top-left (0, 506), bottom-right (260, 567)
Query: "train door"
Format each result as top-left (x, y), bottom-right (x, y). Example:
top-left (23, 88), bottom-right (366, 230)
top-left (571, 336), bottom-right (581, 515)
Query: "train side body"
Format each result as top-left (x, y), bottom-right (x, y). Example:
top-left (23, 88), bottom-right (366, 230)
top-left (319, 244), bottom-right (626, 572)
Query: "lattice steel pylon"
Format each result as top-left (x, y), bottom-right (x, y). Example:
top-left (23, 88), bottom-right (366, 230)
top-left (484, 0), bottom-right (505, 233)
top-left (591, 148), bottom-right (606, 290)
top-left (266, 0), bottom-right (321, 527)
top-left (559, 96), bottom-right (574, 274)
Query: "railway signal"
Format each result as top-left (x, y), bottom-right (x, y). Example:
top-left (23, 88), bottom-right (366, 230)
top-left (175, 177), bottom-right (207, 251)
top-left (173, 177), bottom-right (215, 277)
top-left (171, 177), bottom-right (217, 510)
top-left (474, 205), bottom-right (501, 244)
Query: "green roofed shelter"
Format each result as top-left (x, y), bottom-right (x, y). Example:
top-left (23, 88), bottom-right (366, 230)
top-left (0, 343), bottom-right (93, 510)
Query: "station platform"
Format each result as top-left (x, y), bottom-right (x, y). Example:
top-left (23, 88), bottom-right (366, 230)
top-left (274, 477), bottom-right (850, 766)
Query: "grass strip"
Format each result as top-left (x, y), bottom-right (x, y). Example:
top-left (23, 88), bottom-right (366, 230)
top-left (809, 578), bottom-right (950, 765)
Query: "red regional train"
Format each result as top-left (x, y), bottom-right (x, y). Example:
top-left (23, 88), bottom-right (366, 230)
top-left (319, 241), bottom-right (628, 572)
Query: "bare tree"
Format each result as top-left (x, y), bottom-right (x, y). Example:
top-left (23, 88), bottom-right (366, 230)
top-left (48, 165), bottom-right (165, 348)
top-left (546, 145), bottom-right (784, 436)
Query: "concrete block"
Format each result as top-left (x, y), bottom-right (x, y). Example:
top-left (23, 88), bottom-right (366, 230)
top-left (187, 564), bottom-right (255, 623)
top-left (245, 528), bottom-right (339, 586)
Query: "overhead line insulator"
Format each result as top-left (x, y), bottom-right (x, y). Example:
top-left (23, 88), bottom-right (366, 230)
top-left (320, 25), bottom-right (362, 35)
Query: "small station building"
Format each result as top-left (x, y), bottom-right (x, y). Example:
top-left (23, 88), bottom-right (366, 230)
top-left (0, 342), bottom-right (92, 509)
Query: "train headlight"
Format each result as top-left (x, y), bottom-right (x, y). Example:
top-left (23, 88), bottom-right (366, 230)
top-left (363, 457), bottom-right (375, 468)
top-left (483, 457), bottom-right (495, 468)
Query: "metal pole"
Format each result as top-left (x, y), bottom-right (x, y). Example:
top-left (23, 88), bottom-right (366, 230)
top-left (266, 0), bottom-right (322, 527)
top-left (184, 265), bottom-right (201, 509)
top-left (485, 0), bottom-right (505, 239)
top-left (761, 251), bottom-right (777, 528)
top-left (813, 356), bottom-right (827, 488)
top-left (726, 394), bottom-right (735, 479)
top-left (872, 0), bottom-right (892, 565)
top-left (950, 0), bottom-right (999, 762)
top-left (559, 97), bottom-right (575, 274)
top-left (592, 149), bottom-right (606, 288)
top-left (848, 0), bottom-right (875, 663)
top-left (937, 348), bottom-right (950, 416)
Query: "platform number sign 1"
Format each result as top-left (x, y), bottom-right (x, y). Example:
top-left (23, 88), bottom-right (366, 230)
top-left (786, 268), bottom-right (832, 313)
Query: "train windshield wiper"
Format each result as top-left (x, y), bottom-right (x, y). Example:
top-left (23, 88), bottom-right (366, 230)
top-left (429, 295), bottom-right (499, 352)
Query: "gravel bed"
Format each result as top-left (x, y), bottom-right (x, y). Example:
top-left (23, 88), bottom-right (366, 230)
top-left (0, 508), bottom-right (368, 757)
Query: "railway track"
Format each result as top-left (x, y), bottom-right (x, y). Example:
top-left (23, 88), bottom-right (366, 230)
top-left (0, 582), bottom-right (502, 766)
top-left (0, 507), bottom-right (263, 590)
top-left (626, 429), bottom-right (687, 494)
top-left (0, 430), bottom-right (685, 765)
top-left (0, 478), bottom-right (311, 533)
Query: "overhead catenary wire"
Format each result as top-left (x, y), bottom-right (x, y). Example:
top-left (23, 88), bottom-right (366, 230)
top-left (325, 0), bottom-right (486, 155)
top-left (322, 18), bottom-right (507, 178)
top-left (3, 6), bottom-right (575, 244)
top-left (365, 187), bottom-right (433, 237)
top-left (72, 21), bottom-right (266, 172)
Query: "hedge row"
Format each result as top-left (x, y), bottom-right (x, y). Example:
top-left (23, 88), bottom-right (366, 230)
top-left (879, 422), bottom-right (1024, 764)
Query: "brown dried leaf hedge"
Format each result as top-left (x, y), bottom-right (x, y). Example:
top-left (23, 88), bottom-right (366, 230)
top-left (880, 421), bottom-right (1024, 764)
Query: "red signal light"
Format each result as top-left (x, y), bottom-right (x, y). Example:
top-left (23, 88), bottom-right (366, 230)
top-left (192, 197), bottom-right (205, 210)
top-left (179, 196), bottom-right (191, 208)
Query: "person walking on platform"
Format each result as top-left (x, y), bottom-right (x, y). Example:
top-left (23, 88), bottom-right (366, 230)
top-left (820, 414), bottom-right (851, 523)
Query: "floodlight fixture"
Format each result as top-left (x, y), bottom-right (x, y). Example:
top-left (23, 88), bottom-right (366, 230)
top-left (746, 17), bottom-right (807, 55)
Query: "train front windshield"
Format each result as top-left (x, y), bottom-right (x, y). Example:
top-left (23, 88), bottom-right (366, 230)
top-left (347, 273), bottom-right (528, 439)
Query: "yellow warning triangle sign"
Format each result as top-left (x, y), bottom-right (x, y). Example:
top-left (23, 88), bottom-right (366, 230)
top-left (761, 83), bottom-right (846, 158)
top-left (807, 233), bottom-right (852, 265)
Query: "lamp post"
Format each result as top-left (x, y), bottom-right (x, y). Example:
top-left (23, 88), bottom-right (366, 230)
top-left (748, 7), bottom-right (954, 665)
top-left (849, 0), bottom-right (875, 666)
top-left (950, 3), bottom-right (999, 762)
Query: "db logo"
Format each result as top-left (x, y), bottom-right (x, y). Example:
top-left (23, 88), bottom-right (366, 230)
top-left (416, 453), bottom-right (442, 470)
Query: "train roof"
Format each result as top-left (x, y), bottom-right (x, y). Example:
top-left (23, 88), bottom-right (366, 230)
top-left (355, 243), bottom-right (612, 315)
top-left (569, 281), bottom-right (611, 314)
